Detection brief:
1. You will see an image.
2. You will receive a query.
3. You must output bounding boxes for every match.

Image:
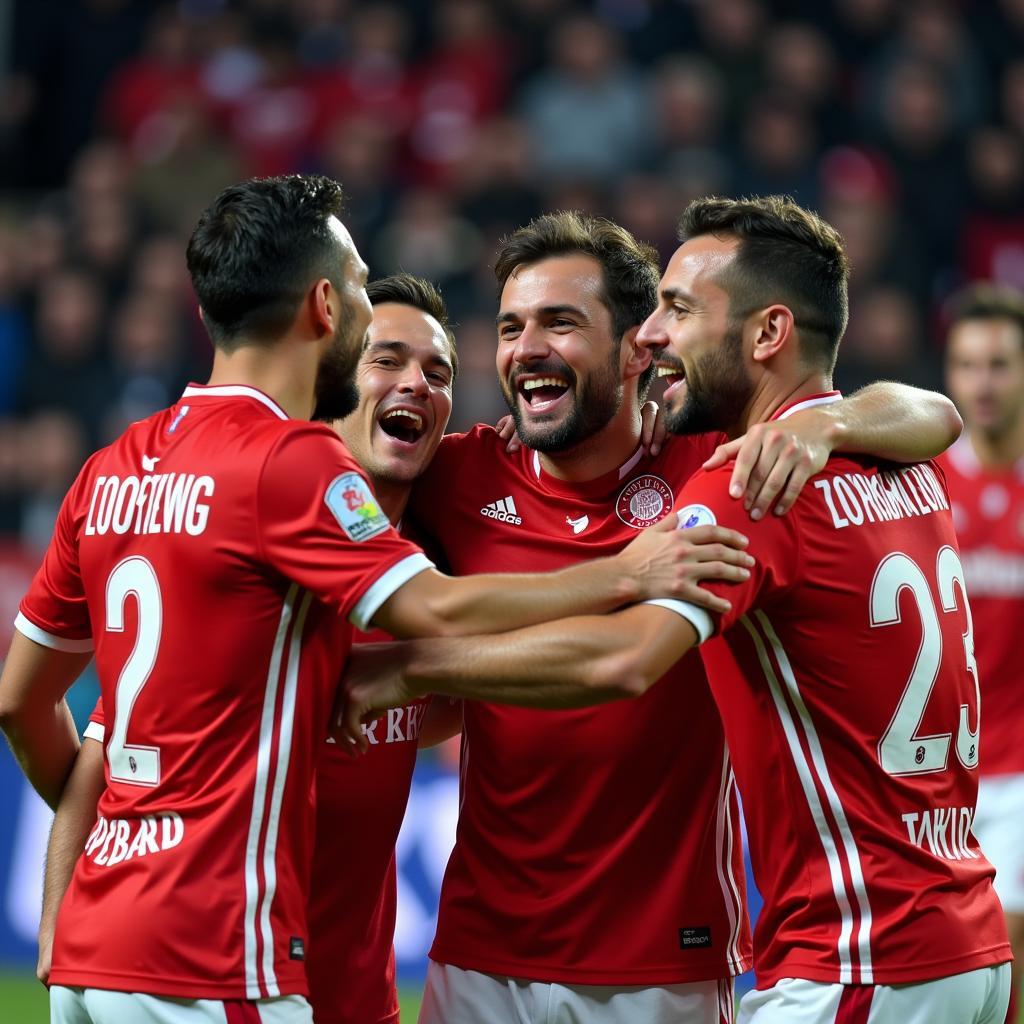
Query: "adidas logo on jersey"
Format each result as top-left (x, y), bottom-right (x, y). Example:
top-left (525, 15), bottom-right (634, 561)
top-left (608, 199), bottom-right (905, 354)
top-left (481, 496), bottom-right (522, 525)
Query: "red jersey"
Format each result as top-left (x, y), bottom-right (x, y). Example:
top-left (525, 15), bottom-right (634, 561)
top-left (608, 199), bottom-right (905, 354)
top-left (306, 625), bottom-right (430, 1024)
top-left (661, 394), bottom-right (1010, 988)
top-left (17, 384), bottom-right (431, 1001)
top-left (410, 425), bottom-right (751, 984)
top-left (83, 632), bottom-right (430, 1024)
top-left (938, 437), bottom-right (1024, 775)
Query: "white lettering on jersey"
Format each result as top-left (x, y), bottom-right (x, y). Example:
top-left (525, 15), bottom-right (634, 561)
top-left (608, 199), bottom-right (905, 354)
top-left (84, 811), bottom-right (185, 866)
top-left (325, 702), bottom-right (428, 746)
top-left (85, 474), bottom-right (216, 536)
top-left (815, 465), bottom-right (949, 530)
top-left (900, 806), bottom-right (979, 861)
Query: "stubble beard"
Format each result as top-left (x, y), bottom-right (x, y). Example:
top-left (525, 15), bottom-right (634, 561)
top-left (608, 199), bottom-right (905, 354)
top-left (665, 323), bottom-right (753, 437)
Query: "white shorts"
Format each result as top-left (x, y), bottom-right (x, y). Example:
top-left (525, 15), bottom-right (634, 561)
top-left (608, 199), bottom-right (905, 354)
top-left (418, 960), bottom-right (736, 1024)
top-left (973, 772), bottom-right (1024, 913)
top-left (737, 965), bottom-right (1011, 1024)
top-left (50, 986), bottom-right (313, 1024)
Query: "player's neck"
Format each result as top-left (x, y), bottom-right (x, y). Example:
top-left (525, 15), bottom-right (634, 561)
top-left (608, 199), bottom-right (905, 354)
top-left (538, 399), bottom-right (643, 483)
top-left (206, 345), bottom-right (317, 421)
top-left (731, 373), bottom-right (833, 437)
top-left (372, 479), bottom-right (412, 525)
top-left (967, 415), bottom-right (1024, 469)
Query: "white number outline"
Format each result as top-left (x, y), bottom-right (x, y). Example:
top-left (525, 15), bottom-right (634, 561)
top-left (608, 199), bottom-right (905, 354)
top-left (105, 556), bottom-right (162, 787)
top-left (871, 547), bottom-right (979, 777)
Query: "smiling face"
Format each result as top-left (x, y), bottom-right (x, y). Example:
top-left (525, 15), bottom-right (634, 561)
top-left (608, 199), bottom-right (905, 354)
top-left (496, 254), bottom-right (630, 452)
top-left (637, 235), bottom-right (756, 436)
top-left (335, 301), bottom-right (454, 486)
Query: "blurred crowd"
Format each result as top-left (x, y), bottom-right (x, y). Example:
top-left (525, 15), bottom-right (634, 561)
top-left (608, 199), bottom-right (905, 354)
top-left (2, 0), bottom-right (1024, 554)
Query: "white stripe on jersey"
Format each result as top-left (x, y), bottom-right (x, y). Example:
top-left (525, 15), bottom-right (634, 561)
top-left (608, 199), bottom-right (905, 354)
top-left (259, 590), bottom-right (312, 993)
top-left (740, 612), bottom-right (872, 984)
top-left (714, 748), bottom-right (745, 975)
top-left (245, 584), bottom-right (298, 999)
top-left (753, 611), bottom-right (874, 983)
top-left (717, 976), bottom-right (735, 1023)
top-left (181, 384), bottom-right (288, 420)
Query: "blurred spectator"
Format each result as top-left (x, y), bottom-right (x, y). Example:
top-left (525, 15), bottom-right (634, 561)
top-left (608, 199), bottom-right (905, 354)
top-left (0, 227), bottom-right (27, 416)
top-left (735, 96), bottom-right (819, 204)
top-left (520, 14), bottom-right (650, 183)
top-left (102, 292), bottom-right (191, 443)
top-left (837, 285), bottom-right (942, 394)
top-left (17, 269), bottom-right (110, 442)
top-left (691, 0), bottom-right (765, 123)
top-left (649, 55), bottom-right (725, 154)
top-left (17, 409), bottom-right (88, 554)
top-left (100, 7), bottom-right (202, 149)
top-left (406, 0), bottom-right (513, 182)
top-left (873, 57), bottom-right (967, 275)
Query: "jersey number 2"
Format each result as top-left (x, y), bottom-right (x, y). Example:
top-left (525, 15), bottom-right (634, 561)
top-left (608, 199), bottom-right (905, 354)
top-left (871, 547), bottom-right (979, 776)
top-left (105, 556), bottom-right (162, 786)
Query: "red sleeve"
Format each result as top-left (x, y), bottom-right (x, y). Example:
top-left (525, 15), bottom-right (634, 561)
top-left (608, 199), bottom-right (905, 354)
top-left (647, 464), bottom-right (803, 642)
top-left (256, 424), bottom-right (433, 629)
top-left (17, 465), bottom-right (95, 651)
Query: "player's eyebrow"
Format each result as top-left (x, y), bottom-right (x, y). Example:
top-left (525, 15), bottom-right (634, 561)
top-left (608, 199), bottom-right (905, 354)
top-left (364, 339), bottom-right (453, 374)
top-left (660, 287), bottom-right (698, 306)
top-left (495, 304), bottom-right (588, 326)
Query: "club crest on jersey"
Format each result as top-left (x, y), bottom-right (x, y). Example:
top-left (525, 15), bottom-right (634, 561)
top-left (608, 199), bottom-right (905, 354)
top-left (616, 475), bottom-right (674, 529)
top-left (677, 503), bottom-right (717, 530)
top-left (325, 472), bottom-right (390, 542)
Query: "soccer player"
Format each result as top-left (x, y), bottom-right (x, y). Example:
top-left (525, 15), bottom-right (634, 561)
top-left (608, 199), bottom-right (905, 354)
top-left (349, 210), bottom-right (967, 1024)
top-left (939, 284), bottom-right (1024, 1024)
top-left (0, 176), bottom-right (754, 1024)
top-left (33, 273), bottom-right (465, 1024)
top-left (342, 197), bottom-right (1012, 1023)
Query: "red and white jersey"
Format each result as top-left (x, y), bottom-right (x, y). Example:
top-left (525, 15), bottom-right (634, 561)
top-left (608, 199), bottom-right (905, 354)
top-left (938, 436), bottom-right (1024, 775)
top-left (17, 384), bottom-right (431, 1001)
top-left (306, 623), bottom-right (430, 1024)
top-left (410, 425), bottom-right (751, 985)
top-left (661, 393), bottom-right (1011, 988)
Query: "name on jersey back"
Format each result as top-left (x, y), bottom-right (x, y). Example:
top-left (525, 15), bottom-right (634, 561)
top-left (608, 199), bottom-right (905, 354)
top-left (813, 464), bottom-right (948, 530)
top-left (85, 472), bottom-right (215, 537)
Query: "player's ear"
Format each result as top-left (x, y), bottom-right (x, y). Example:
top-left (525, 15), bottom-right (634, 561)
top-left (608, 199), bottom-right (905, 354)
top-left (309, 278), bottom-right (336, 339)
top-left (621, 325), bottom-right (653, 381)
top-left (750, 304), bottom-right (794, 365)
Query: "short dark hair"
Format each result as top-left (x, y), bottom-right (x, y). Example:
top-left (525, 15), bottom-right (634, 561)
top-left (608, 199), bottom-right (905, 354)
top-left (949, 283), bottom-right (1024, 344)
top-left (366, 273), bottom-right (458, 377)
top-left (678, 195), bottom-right (850, 372)
top-left (186, 175), bottom-right (348, 352)
top-left (493, 211), bottom-right (661, 394)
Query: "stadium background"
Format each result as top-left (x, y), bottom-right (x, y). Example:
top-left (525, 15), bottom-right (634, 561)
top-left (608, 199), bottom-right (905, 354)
top-left (0, 0), bottom-right (1022, 1019)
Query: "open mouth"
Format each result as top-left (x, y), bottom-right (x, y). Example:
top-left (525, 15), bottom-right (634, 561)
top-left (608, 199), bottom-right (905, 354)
top-left (656, 363), bottom-right (687, 402)
top-left (378, 407), bottom-right (427, 445)
top-left (517, 375), bottom-right (571, 413)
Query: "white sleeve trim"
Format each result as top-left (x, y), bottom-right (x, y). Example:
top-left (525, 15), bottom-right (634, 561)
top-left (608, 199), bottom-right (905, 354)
top-left (14, 612), bottom-right (94, 653)
top-left (83, 721), bottom-right (105, 743)
top-left (349, 553), bottom-right (434, 631)
top-left (643, 599), bottom-right (715, 644)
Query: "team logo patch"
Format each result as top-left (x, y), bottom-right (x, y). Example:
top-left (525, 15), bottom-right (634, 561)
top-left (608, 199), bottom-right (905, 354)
top-left (325, 472), bottom-right (390, 542)
top-left (677, 503), bottom-right (717, 530)
top-left (615, 475), bottom-right (674, 529)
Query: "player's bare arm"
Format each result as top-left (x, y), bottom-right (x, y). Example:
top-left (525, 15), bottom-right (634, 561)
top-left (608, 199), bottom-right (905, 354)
top-left (704, 382), bottom-right (963, 519)
top-left (370, 518), bottom-right (752, 637)
top-left (417, 697), bottom-right (464, 748)
top-left (37, 736), bottom-right (105, 985)
top-left (339, 604), bottom-right (696, 749)
top-left (0, 632), bottom-right (91, 808)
